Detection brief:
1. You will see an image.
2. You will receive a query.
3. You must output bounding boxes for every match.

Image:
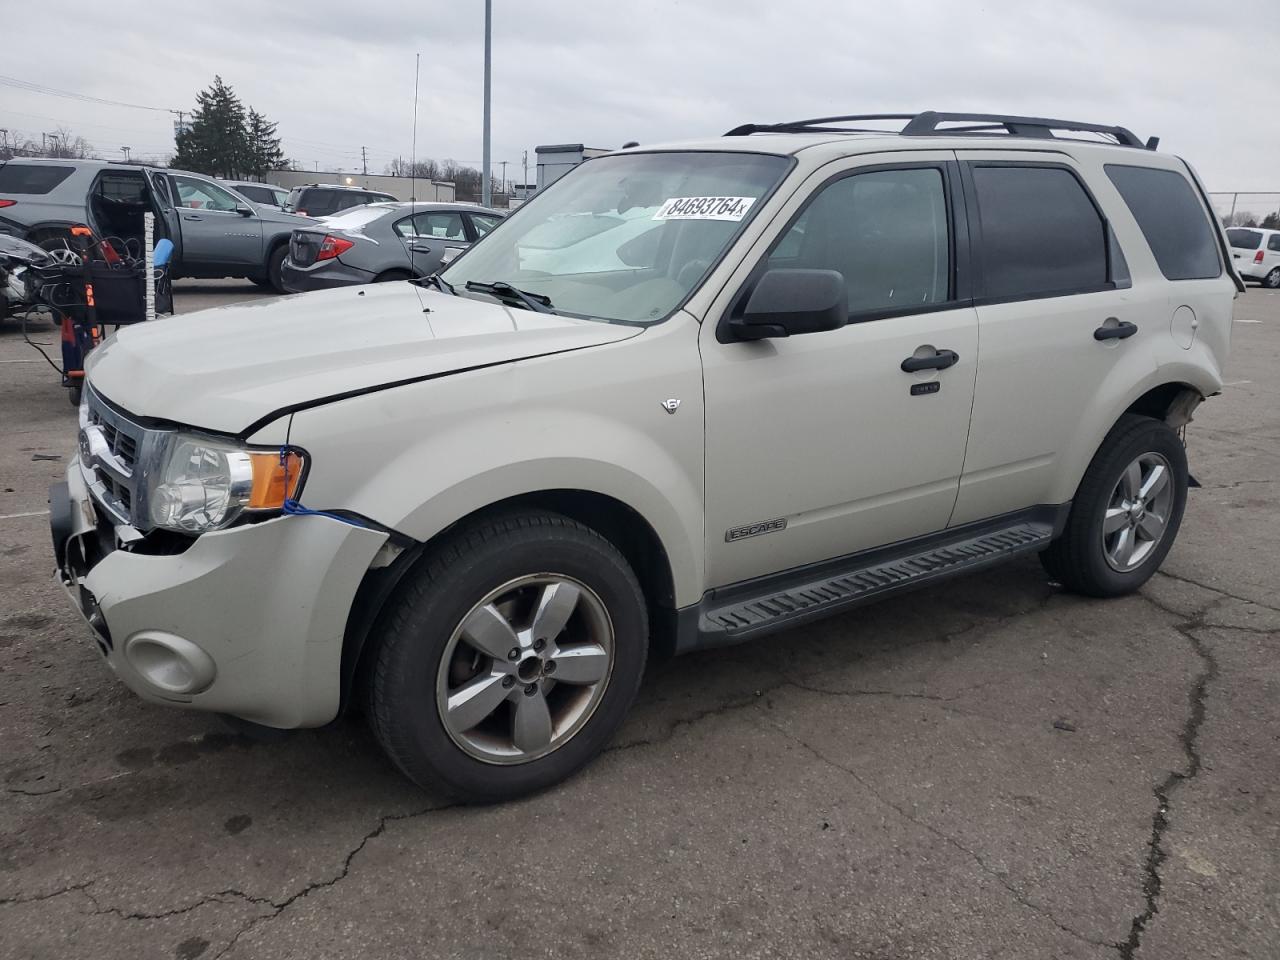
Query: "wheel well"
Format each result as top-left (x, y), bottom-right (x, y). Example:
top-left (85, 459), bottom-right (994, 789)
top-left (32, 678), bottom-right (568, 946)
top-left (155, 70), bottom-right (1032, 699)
top-left (340, 490), bottom-right (680, 712)
top-left (374, 268), bottom-right (413, 281)
top-left (1124, 382), bottom-right (1203, 428)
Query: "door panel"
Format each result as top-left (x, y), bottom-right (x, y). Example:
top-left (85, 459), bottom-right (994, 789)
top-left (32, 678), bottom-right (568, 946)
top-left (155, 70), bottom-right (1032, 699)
top-left (950, 152), bottom-right (1166, 524)
top-left (699, 152), bottom-right (977, 589)
top-left (171, 175), bottom-right (263, 267)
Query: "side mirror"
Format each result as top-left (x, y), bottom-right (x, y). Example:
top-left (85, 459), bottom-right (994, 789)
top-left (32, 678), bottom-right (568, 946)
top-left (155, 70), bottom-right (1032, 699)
top-left (235, 204), bottom-right (254, 217)
top-left (729, 268), bottom-right (848, 341)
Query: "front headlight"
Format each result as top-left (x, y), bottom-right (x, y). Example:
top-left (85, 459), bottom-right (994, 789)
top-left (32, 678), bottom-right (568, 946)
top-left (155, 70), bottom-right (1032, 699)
top-left (149, 435), bottom-right (305, 534)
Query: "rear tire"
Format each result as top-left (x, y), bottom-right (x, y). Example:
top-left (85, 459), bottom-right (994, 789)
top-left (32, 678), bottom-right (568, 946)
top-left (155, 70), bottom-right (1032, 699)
top-left (265, 245), bottom-right (289, 294)
top-left (1040, 414), bottom-right (1187, 597)
top-left (249, 276), bottom-right (274, 290)
top-left (368, 511), bottom-right (648, 802)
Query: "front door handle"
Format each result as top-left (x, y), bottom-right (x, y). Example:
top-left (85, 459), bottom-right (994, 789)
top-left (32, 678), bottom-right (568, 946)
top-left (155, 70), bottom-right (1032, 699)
top-left (901, 348), bottom-right (959, 373)
top-left (182, 214), bottom-right (203, 222)
top-left (1094, 319), bottom-right (1138, 341)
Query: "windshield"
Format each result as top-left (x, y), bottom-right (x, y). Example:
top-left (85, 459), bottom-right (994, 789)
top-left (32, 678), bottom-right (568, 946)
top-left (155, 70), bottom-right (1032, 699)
top-left (441, 151), bottom-right (790, 323)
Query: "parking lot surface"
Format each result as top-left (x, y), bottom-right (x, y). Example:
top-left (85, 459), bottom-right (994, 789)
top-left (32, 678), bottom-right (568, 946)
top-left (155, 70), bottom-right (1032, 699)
top-left (2, 280), bottom-right (1277, 960)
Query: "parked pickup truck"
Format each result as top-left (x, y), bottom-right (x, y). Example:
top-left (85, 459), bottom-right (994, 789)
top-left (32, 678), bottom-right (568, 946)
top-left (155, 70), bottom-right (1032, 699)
top-left (51, 111), bottom-right (1240, 802)
top-left (0, 159), bottom-right (314, 292)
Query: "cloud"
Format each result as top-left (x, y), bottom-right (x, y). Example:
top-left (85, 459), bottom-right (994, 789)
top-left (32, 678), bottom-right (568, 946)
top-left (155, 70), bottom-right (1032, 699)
top-left (3, 0), bottom-right (1277, 188)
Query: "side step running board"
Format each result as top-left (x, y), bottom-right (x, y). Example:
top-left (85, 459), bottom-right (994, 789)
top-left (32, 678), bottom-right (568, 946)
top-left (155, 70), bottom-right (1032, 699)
top-left (694, 517), bottom-right (1057, 648)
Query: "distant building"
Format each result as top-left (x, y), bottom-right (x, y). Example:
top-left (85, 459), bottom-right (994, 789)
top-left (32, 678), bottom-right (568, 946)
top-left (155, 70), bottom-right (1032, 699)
top-left (535, 144), bottom-right (608, 191)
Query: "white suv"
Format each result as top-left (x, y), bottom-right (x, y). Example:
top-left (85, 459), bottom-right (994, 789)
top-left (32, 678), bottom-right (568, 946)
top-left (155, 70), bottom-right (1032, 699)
top-left (51, 112), bottom-right (1240, 801)
top-left (1226, 226), bottom-right (1280, 287)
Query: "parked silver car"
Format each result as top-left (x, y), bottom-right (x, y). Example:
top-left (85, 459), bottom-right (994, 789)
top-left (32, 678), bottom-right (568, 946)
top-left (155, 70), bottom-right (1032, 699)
top-left (0, 159), bottom-right (316, 292)
top-left (281, 202), bottom-right (503, 292)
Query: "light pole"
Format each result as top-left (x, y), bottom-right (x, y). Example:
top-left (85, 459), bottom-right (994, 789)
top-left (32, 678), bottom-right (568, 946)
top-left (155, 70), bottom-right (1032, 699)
top-left (121, 146), bottom-right (131, 163)
top-left (481, 0), bottom-right (492, 207)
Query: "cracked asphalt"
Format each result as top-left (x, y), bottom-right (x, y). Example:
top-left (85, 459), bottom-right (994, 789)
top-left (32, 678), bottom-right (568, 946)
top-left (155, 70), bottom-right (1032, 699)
top-left (2, 279), bottom-right (1277, 959)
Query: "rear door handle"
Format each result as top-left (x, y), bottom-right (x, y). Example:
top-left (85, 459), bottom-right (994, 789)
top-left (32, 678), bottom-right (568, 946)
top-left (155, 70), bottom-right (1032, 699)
top-left (901, 348), bottom-right (959, 372)
top-left (1094, 319), bottom-right (1138, 341)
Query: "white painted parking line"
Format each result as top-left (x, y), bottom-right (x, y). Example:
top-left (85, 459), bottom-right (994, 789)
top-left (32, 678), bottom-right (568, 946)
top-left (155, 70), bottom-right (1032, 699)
top-left (0, 510), bottom-right (50, 520)
top-left (0, 359), bottom-right (43, 363)
top-left (1222, 380), bottom-right (1253, 387)
top-left (1234, 318), bottom-right (1262, 324)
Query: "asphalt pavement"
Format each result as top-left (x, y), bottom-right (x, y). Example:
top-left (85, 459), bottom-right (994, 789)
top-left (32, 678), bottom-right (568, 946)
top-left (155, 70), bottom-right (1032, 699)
top-left (1, 278), bottom-right (1277, 959)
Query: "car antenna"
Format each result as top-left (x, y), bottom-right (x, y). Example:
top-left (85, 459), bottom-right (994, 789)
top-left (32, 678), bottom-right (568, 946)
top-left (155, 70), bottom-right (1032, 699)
top-left (405, 51), bottom-right (432, 315)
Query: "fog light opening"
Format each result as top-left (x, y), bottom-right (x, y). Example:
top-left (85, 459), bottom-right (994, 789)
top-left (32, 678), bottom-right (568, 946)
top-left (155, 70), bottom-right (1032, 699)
top-left (124, 632), bottom-right (216, 695)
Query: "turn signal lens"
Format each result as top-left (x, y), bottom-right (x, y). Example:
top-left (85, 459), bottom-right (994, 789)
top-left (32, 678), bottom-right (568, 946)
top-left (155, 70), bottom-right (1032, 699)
top-left (247, 450), bottom-right (305, 509)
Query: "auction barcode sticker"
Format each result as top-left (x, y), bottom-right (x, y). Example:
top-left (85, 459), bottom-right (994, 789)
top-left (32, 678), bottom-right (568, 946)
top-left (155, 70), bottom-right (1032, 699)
top-left (653, 196), bottom-right (756, 221)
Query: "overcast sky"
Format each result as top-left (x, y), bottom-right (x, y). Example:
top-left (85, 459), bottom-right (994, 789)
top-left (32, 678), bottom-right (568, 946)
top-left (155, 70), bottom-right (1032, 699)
top-left (3, 0), bottom-right (1278, 196)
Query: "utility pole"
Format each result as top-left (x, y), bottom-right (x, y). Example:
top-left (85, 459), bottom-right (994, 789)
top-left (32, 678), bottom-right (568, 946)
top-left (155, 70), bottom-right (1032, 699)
top-left (500, 160), bottom-right (507, 195)
top-left (522, 149), bottom-right (528, 194)
top-left (121, 146), bottom-right (131, 163)
top-left (361, 146), bottom-right (368, 176)
top-left (481, 0), bottom-right (492, 207)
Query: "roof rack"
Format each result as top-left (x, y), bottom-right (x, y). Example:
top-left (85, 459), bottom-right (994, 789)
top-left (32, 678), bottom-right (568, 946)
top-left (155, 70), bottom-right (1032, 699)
top-left (724, 111), bottom-right (1158, 150)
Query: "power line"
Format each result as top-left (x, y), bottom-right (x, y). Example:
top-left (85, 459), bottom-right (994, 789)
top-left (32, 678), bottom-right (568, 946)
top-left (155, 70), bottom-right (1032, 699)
top-left (0, 74), bottom-right (179, 114)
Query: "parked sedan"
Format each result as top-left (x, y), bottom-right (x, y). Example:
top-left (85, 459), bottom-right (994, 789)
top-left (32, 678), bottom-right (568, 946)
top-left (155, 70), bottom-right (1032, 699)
top-left (281, 202), bottom-right (503, 292)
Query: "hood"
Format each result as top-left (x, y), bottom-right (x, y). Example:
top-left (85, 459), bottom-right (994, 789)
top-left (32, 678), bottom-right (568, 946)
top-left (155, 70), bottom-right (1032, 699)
top-left (87, 283), bottom-right (642, 434)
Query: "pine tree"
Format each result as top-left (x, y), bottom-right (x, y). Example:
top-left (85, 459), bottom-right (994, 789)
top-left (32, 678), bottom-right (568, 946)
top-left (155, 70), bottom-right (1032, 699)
top-left (172, 76), bottom-right (250, 178)
top-left (245, 108), bottom-right (286, 178)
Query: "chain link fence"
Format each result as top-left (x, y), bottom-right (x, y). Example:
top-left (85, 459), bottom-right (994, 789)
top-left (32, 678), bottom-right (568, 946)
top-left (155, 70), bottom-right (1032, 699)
top-left (1207, 193), bottom-right (1280, 229)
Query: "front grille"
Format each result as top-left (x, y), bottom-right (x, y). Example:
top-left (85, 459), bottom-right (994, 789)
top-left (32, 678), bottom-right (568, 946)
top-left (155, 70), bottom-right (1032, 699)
top-left (80, 385), bottom-right (158, 529)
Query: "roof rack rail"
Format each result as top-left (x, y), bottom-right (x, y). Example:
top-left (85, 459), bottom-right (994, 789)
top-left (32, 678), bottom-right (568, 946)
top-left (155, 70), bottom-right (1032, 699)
top-left (724, 111), bottom-right (1156, 150)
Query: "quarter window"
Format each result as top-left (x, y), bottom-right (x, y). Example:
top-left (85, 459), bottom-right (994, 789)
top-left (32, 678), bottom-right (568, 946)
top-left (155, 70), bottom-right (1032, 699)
top-left (0, 163), bottom-right (75, 194)
top-left (1226, 229), bottom-right (1262, 250)
top-left (471, 214), bottom-right (502, 237)
top-left (972, 165), bottom-right (1108, 300)
top-left (766, 167), bottom-right (950, 316)
top-left (1104, 165), bottom-right (1220, 280)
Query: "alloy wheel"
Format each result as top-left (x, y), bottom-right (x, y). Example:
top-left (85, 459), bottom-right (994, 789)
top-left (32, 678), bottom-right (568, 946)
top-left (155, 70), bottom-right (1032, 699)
top-left (435, 574), bottom-right (615, 765)
top-left (1102, 452), bottom-right (1174, 572)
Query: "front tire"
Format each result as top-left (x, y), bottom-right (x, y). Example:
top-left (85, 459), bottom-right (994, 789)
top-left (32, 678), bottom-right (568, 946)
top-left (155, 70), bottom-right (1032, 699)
top-left (1040, 414), bottom-right (1187, 597)
top-left (1264, 268), bottom-right (1280, 289)
top-left (368, 512), bottom-right (648, 801)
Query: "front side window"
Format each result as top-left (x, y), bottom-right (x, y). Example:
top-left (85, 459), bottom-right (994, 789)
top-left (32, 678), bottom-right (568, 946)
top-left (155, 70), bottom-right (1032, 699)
top-left (765, 167), bottom-right (950, 316)
top-left (441, 150), bottom-right (790, 324)
top-left (1104, 164), bottom-right (1220, 280)
top-left (1269, 234), bottom-right (1280, 253)
top-left (972, 165), bottom-right (1108, 300)
top-left (173, 176), bottom-right (241, 212)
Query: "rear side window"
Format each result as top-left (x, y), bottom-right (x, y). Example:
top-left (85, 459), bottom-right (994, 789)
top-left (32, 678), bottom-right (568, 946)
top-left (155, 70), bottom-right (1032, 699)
top-left (302, 190), bottom-right (339, 215)
top-left (1104, 165), bottom-right (1220, 280)
top-left (0, 163), bottom-right (75, 194)
top-left (1227, 229), bottom-right (1262, 250)
top-left (370, 193), bottom-right (396, 203)
top-left (235, 185), bottom-right (272, 204)
top-left (972, 165), bottom-right (1108, 300)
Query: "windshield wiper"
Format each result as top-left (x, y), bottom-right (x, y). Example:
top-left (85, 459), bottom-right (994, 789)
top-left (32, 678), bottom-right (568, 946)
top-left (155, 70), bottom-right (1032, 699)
top-left (412, 273), bottom-right (456, 295)
top-left (464, 280), bottom-right (554, 314)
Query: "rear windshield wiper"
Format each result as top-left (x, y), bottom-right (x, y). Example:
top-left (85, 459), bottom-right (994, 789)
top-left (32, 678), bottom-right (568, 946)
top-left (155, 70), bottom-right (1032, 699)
top-left (412, 273), bottom-right (457, 295)
top-left (464, 280), bottom-right (554, 314)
